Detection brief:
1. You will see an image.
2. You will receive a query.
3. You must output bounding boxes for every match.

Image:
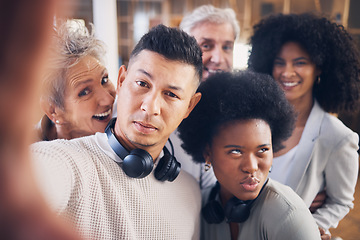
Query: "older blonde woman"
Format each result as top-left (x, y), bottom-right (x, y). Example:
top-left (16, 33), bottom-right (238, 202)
top-left (37, 20), bottom-right (116, 140)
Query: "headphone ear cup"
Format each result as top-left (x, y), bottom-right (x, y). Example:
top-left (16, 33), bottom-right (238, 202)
top-left (224, 197), bottom-right (251, 223)
top-left (202, 200), bottom-right (225, 224)
top-left (154, 154), bottom-right (181, 182)
top-left (167, 158), bottom-right (181, 182)
top-left (122, 148), bottom-right (154, 178)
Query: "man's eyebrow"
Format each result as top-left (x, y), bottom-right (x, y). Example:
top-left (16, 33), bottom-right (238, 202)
top-left (224, 40), bottom-right (234, 45)
top-left (167, 84), bottom-right (184, 93)
top-left (200, 37), bottom-right (214, 42)
top-left (137, 68), bottom-right (184, 92)
top-left (137, 69), bottom-right (152, 78)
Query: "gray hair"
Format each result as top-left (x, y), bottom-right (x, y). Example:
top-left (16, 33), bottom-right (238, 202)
top-left (43, 20), bottom-right (106, 109)
top-left (180, 5), bottom-right (240, 40)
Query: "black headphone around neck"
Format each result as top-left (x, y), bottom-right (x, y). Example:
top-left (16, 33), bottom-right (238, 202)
top-left (105, 118), bottom-right (181, 182)
top-left (202, 180), bottom-right (268, 224)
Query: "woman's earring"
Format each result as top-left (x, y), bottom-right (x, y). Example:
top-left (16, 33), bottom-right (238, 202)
top-left (317, 76), bottom-right (321, 84)
top-left (55, 119), bottom-right (60, 124)
top-left (204, 162), bottom-right (211, 172)
top-left (269, 165), bottom-right (272, 173)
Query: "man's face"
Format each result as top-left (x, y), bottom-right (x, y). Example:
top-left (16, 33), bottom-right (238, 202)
top-left (115, 50), bottom-right (201, 154)
top-left (191, 22), bottom-right (235, 80)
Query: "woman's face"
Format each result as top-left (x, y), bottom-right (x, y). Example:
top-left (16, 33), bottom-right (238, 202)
top-left (58, 55), bottom-right (116, 138)
top-left (272, 41), bottom-right (320, 103)
top-left (204, 119), bottom-right (273, 201)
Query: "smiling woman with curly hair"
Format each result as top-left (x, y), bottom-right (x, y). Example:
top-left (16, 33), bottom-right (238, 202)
top-left (248, 13), bottom-right (360, 236)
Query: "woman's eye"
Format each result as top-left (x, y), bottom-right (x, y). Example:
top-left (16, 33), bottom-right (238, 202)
top-left (273, 60), bottom-right (285, 66)
top-left (230, 149), bottom-right (242, 155)
top-left (258, 148), bottom-right (269, 153)
top-left (294, 61), bottom-right (306, 66)
top-left (78, 88), bottom-right (90, 97)
top-left (101, 76), bottom-right (109, 85)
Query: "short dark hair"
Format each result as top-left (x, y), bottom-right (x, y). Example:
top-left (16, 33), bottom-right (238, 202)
top-left (178, 70), bottom-right (295, 163)
top-left (248, 13), bottom-right (360, 113)
top-left (130, 24), bottom-right (203, 84)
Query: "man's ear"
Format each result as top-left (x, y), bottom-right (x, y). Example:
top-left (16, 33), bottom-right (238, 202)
top-left (40, 97), bottom-right (63, 124)
top-left (116, 65), bottom-right (127, 94)
top-left (184, 92), bottom-right (201, 119)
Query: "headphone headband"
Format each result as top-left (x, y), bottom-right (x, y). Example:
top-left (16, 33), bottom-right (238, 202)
top-left (202, 180), bottom-right (268, 224)
top-left (105, 118), bottom-right (128, 159)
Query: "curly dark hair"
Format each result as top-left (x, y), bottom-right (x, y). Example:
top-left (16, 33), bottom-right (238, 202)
top-left (178, 70), bottom-right (295, 163)
top-left (248, 13), bottom-right (360, 113)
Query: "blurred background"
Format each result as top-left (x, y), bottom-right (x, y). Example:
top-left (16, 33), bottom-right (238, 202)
top-left (60, 0), bottom-right (360, 75)
top-left (55, 1), bottom-right (360, 239)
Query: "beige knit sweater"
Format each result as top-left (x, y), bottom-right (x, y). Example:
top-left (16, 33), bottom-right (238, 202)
top-left (31, 133), bottom-right (201, 239)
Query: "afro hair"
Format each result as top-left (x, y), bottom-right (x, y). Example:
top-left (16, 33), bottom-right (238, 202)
top-left (248, 13), bottom-right (360, 113)
top-left (178, 70), bottom-right (295, 163)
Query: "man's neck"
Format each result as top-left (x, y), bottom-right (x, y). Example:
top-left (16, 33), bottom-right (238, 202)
top-left (113, 123), bottom-right (165, 162)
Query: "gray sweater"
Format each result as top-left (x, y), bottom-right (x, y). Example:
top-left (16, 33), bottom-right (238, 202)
top-left (201, 179), bottom-right (321, 240)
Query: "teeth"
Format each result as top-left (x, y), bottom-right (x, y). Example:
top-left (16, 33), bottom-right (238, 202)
top-left (208, 69), bottom-right (223, 74)
top-left (282, 82), bottom-right (298, 87)
top-left (94, 109), bottom-right (111, 117)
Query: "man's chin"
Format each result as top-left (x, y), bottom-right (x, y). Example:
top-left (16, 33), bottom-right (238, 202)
top-left (127, 135), bottom-right (158, 149)
top-left (203, 68), bottom-right (228, 81)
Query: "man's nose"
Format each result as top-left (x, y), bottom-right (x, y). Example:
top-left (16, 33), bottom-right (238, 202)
top-left (210, 46), bottom-right (225, 64)
top-left (140, 92), bottom-right (161, 116)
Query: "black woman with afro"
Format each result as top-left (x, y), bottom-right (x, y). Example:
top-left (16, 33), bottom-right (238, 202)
top-left (248, 13), bottom-right (360, 236)
top-left (178, 70), bottom-right (321, 240)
